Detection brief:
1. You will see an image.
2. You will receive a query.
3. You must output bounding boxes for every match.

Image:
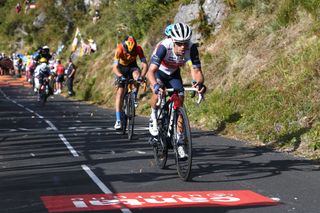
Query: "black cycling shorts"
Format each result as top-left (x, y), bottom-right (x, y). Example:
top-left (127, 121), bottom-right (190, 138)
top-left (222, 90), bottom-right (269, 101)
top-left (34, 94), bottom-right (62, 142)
top-left (115, 62), bottom-right (140, 88)
top-left (156, 69), bottom-right (184, 95)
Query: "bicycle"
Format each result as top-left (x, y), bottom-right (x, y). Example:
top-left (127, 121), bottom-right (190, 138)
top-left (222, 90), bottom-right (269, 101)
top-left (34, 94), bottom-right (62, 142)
top-left (149, 86), bottom-right (203, 181)
top-left (38, 76), bottom-right (53, 106)
top-left (121, 78), bottom-right (146, 140)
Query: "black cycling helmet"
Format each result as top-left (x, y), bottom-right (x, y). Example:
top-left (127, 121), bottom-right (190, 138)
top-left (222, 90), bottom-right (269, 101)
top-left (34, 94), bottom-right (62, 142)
top-left (122, 36), bottom-right (136, 53)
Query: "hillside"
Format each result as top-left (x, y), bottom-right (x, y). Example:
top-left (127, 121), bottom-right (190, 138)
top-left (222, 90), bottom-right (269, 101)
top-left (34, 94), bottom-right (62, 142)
top-left (2, 0), bottom-right (320, 160)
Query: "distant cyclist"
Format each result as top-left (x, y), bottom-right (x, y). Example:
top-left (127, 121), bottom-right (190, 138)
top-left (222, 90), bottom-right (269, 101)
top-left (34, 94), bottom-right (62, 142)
top-left (147, 22), bottom-right (206, 157)
top-left (33, 57), bottom-right (52, 94)
top-left (34, 46), bottom-right (52, 63)
top-left (153, 24), bottom-right (174, 52)
top-left (164, 24), bottom-right (173, 38)
top-left (113, 35), bottom-right (148, 130)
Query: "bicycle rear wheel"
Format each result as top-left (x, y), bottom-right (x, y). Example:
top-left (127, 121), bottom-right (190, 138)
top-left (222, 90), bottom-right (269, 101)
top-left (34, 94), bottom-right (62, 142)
top-left (174, 107), bottom-right (192, 181)
top-left (153, 108), bottom-right (169, 169)
top-left (127, 93), bottom-right (135, 140)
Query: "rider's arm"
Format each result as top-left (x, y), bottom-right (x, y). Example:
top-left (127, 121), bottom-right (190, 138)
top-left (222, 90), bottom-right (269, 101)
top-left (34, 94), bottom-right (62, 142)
top-left (140, 61), bottom-right (148, 78)
top-left (147, 44), bottom-right (167, 87)
top-left (112, 63), bottom-right (122, 77)
top-left (147, 63), bottom-right (159, 87)
top-left (113, 48), bottom-right (123, 77)
top-left (137, 46), bottom-right (148, 78)
top-left (189, 44), bottom-right (204, 85)
top-left (190, 67), bottom-right (204, 84)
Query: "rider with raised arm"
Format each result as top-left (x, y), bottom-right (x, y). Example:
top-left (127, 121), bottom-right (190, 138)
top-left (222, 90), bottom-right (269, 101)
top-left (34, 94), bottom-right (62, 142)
top-left (147, 22), bottom-right (206, 157)
top-left (113, 35), bottom-right (148, 130)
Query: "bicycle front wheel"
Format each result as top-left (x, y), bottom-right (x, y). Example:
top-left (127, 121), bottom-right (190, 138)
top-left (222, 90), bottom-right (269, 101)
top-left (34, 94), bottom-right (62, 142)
top-left (127, 93), bottom-right (135, 140)
top-left (174, 107), bottom-right (192, 181)
top-left (153, 108), bottom-right (169, 169)
top-left (121, 95), bottom-right (128, 135)
top-left (38, 88), bottom-right (47, 106)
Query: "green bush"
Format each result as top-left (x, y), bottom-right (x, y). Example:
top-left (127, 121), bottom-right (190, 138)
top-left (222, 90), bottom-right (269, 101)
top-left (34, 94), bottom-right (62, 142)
top-left (236, 0), bottom-right (255, 9)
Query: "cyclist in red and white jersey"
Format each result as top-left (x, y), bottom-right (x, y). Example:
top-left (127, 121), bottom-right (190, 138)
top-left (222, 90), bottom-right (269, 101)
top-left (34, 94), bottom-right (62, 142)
top-left (147, 22), bottom-right (206, 156)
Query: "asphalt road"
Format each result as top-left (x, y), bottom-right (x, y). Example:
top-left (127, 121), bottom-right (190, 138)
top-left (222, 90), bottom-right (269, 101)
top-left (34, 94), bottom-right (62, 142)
top-left (0, 76), bottom-right (320, 213)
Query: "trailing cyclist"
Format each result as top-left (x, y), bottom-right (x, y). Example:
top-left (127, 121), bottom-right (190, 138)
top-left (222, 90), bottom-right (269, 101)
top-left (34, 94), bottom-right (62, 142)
top-left (164, 24), bottom-right (173, 38)
top-left (147, 22), bottom-right (206, 158)
top-left (33, 57), bottom-right (53, 96)
top-left (113, 35), bottom-right (148, 130)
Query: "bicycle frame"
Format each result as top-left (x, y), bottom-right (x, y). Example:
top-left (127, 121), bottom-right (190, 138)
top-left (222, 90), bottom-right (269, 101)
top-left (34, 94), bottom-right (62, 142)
top-left (152, 87), bottom-right (203, 181)
top-left (157, 88), bottom-right (202, 137)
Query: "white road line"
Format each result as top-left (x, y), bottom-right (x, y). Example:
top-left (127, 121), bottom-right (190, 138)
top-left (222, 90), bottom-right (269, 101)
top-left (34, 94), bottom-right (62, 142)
top-left (81, 165), bottom-right (112, 194)
top-left (81, 165), bottom-right (132, 213)
top-left (25, 108), bottom-right (34, 113)
top-left (1, 89), bottom-right (80, 158)
top-left (1, 89), bottom-right (132, 212)
top-left (59, 134), bottom-right (79, 157)
top-left (34, 112), bottom-right (43, 119)
top-left (45, 119), bottom-right (58, 131)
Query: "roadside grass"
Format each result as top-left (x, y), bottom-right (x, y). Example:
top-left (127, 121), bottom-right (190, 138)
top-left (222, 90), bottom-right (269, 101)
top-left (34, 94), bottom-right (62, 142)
top-left (2, 0), bottom-right (320, 159)
top-left (186, 0), bottom-right (320, 159)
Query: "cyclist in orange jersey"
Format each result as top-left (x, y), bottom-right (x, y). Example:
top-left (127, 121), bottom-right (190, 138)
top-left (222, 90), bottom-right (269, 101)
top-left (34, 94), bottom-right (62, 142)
top-left (113, 35), bottom-right (148, 130)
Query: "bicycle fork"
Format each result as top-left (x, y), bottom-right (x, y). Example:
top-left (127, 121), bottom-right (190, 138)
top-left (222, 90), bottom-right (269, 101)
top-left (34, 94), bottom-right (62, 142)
top-left (167, 103), bottom-right (175, 138)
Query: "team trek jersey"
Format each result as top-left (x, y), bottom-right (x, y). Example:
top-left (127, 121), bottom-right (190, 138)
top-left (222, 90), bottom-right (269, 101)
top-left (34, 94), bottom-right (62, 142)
top-left (114, 43), bottom-right (147, 66)
top-left (151, 38), bottom-right (201, 75)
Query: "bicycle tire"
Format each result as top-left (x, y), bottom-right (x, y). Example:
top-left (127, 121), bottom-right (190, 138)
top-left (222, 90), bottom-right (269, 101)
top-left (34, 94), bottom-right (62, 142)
top-left (174, 107), bottom-right (192, 181)
top-left (38, 88), bottom-right (46, 106)
top-left (121, 95), bottom-right (128, 135)
top-left (127, 93), bottom-right (135, 140)
top-left (153, 107), bottom-right (169, 169)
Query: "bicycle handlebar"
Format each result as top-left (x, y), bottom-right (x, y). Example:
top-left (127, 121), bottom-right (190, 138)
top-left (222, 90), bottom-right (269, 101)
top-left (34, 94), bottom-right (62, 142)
top-left (157, 87), bottom-right (204, 105)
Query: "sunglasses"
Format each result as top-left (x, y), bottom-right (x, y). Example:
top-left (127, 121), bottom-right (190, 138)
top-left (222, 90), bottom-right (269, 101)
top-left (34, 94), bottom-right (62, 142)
top-left (174, 42), bottom-right (189, 47)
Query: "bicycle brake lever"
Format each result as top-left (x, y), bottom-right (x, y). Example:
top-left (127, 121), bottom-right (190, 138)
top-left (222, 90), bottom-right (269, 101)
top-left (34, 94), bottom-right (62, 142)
top-left (197, 94), bottom-right (204, 104)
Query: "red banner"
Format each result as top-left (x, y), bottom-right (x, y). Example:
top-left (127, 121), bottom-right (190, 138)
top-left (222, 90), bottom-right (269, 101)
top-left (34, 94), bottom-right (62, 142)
top-left (41, 190), bottom-right (278, 212)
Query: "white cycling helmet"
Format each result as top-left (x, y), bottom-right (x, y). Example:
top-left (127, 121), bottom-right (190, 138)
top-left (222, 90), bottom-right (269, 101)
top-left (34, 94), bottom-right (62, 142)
top-left (170, 22), bottom-right (192, 43)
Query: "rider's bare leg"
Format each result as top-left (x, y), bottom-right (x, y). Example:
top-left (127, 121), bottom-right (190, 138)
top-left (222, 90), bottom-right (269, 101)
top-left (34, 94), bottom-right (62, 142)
top-left (115, 86), bottom-right (125, 113)
top-left (177, 95), bottom-right (185, 134)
